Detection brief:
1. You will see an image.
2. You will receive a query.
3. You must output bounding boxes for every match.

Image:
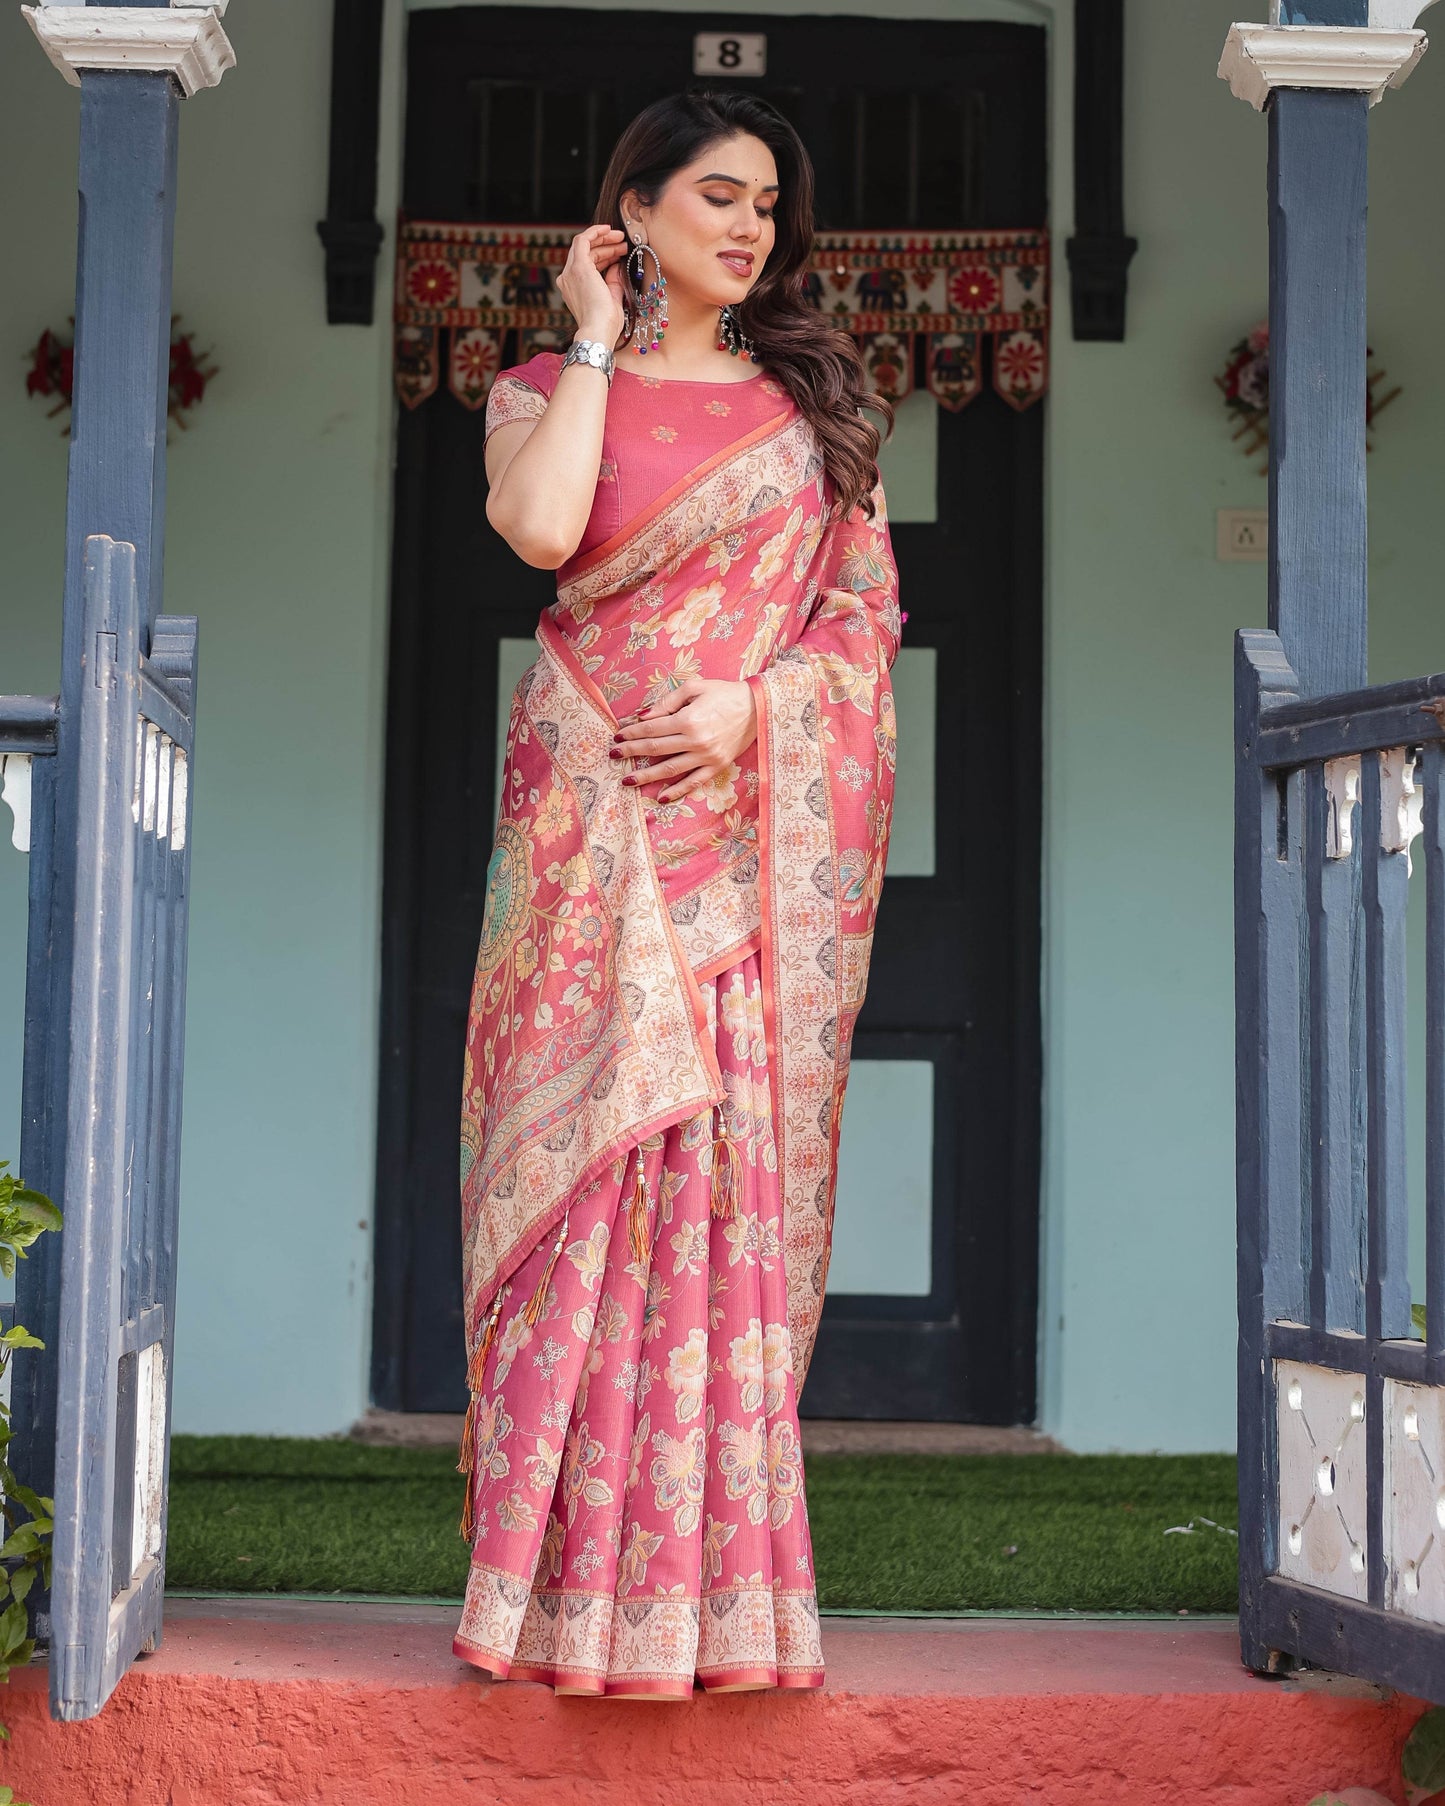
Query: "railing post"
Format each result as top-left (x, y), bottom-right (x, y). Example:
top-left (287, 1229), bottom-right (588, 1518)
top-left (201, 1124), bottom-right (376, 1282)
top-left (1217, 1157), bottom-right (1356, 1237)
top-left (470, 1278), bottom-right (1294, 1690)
top-left (49, 538), bottom-right (141, 1721)
top-left (13, 0), bottom-right (234, 1634)
top-left (1218, 1), bottom-right (1428, 695)
top-left (1267, 84), bottom-right (1368, 699)
top-left (1221, 0), bottom-right (1431, 1684)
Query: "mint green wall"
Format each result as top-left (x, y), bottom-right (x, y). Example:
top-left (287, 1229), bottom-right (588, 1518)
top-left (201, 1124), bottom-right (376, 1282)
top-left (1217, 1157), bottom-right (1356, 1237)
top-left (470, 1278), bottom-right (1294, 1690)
top-left (0, 0), bottom-right (405, 1434)
top-left (1, 0), bottom-right (1441, 1448)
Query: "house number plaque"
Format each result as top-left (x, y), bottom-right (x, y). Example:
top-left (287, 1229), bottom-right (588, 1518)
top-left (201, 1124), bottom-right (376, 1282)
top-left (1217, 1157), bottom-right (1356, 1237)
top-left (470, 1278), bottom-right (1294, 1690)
top-left (693, 32), bottom-right (766, 76)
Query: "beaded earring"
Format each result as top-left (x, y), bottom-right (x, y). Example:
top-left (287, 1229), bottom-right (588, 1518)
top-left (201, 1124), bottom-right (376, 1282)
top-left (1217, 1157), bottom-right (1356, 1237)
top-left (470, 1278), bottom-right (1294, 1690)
top-left (717, 304), bottom-right (758, 362)
top-left (625, 232), bottom-right (668, 355)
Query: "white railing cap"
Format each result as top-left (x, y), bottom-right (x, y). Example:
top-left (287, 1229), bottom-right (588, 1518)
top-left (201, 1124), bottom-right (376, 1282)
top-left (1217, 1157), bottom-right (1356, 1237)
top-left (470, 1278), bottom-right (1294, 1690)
top-left (1220, 22), bottom-right (1428, 108)
top-left (22, 3), bottom-right (234, 93)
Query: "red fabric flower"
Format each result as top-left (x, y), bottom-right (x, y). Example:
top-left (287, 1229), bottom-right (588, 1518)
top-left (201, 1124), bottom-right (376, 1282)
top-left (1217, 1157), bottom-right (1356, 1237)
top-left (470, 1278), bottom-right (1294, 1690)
top-left (996, 336), bottom-right (1044, 385)
top-left (949, 266), bottom-right (1000, 313)
top-left (26, 318), bottom-right (214, 429)
top-left (170, 335), bottom-right (209, 408)
top-left (407, 260), bottom-right (459, 308)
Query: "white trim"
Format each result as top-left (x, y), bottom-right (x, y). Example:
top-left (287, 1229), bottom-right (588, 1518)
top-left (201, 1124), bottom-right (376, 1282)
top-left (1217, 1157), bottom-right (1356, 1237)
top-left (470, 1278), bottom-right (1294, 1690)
top-left (21, 6), bottom-right (235, 96)
top-left (31, 0), bottom-right (229, 8)
top-left (0, 756), bottom-right (32, 857)
top-left (1218, 23), bottom-right (1427, 109)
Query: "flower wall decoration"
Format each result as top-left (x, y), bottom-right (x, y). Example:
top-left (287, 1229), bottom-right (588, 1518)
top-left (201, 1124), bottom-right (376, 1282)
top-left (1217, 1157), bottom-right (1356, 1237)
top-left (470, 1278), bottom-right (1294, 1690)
top-left (25, 315), bottom-right (218, 434)
top-left (1216, 320), bottom-right (1400, 473)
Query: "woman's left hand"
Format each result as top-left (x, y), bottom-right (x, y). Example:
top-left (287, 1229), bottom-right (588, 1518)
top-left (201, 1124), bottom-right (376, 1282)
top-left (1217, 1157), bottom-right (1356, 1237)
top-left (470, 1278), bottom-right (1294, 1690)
top-left (610, 679), bottom-right (757, 804)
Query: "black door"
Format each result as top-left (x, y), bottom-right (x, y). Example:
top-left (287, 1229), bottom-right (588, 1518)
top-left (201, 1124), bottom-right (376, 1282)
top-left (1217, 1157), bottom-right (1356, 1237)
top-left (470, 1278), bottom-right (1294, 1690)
top-left (373, 7), bottom-right (1043, 1425)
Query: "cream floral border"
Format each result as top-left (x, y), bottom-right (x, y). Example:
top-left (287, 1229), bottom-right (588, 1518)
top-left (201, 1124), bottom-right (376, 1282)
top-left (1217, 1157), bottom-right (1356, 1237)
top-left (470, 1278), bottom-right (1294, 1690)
top-left (456, 1558), bottom-right (824, 1686)
top-left (462, 641), bottom-right (723, 1335)
top-left (557, 414), bottom-right (822, 612)
top-left (754, 652), bottom-right (846, 1397)
top-left (668, 858), bottom-right (761, 976)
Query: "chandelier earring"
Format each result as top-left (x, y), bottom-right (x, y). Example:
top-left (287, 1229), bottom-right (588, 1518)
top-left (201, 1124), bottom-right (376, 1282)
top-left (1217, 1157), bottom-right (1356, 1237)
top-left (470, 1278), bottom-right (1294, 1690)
top-left (624, 231), bottom-right (668, 355)
top-left (717, 303), bottom-right (758, 363)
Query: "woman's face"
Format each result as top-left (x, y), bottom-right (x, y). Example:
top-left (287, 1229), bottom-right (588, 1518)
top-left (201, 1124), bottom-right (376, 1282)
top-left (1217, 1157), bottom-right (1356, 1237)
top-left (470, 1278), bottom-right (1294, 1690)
top-left (623, 132), bottom-right (779, 312)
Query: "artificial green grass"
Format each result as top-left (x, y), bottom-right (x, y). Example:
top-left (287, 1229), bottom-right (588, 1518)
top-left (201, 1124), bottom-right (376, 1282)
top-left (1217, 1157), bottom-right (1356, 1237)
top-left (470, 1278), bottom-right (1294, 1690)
top-left (165, 1437), bottom-right (1240, 1615)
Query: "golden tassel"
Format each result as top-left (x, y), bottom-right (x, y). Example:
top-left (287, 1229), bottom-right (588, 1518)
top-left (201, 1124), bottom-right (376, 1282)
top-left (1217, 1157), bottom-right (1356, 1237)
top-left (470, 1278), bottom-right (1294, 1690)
top-left (456, 1396), bottom-right (478, 1540)
top-left (465, 1285), bottom-right (506, 1394)
top-left (457, 1281), bottom-right (508, 1541)
top-left (522, 1210), bottom-right (571, 1328)
top-left (710, 1104), bottom-right (743, 1221)
top-left (627, 1155), bottom-right (653, 1267)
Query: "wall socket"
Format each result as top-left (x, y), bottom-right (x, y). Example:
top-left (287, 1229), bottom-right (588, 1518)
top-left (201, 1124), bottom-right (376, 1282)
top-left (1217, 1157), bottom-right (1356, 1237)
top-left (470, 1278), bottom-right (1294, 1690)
top-left (1217, 508), bottom-right (1268, 562)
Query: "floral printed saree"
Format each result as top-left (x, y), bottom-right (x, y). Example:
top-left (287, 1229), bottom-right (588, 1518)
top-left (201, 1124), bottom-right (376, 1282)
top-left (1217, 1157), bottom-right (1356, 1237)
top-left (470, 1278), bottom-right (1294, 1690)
top-left (455, 352), bottom-right (900, 1697)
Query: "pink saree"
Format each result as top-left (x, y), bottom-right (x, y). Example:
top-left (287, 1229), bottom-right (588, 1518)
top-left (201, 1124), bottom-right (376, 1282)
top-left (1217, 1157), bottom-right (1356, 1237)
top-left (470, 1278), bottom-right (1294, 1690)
top-left (455, 352), bottom-right (900, 1696)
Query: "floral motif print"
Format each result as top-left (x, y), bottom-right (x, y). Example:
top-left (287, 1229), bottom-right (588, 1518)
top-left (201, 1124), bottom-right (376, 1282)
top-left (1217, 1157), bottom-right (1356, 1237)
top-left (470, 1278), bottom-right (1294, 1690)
top-left (561, 1420), bottom-right (614, 1526)
top-left (664, 582), bottom-right (725, 647)
top-left (720, 974), bottom-right (766, 1066)
top-left (456, 953), bottom-right (825, 1696)
top-left (727, 1317), bottom-right (765, 1412)
top-left (717, 1417), bottom-right (770, 1525)
top-left (458, 352), bottom-right (899, 1697)
top-left (650, 1424), bottom-right (707, 1535)
top-left (472, 1394), bottom-right (513, 1482)
top-left (664, 1325), bottom-right (709, 1422)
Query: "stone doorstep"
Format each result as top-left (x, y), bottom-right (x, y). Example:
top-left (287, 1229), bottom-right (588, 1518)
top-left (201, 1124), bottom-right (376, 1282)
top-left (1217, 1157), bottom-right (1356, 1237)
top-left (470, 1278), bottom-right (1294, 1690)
top-left (1, 1602), bottom-right (1427, 1806)
top-left (351, 1407), bottom-right (1063, 1455)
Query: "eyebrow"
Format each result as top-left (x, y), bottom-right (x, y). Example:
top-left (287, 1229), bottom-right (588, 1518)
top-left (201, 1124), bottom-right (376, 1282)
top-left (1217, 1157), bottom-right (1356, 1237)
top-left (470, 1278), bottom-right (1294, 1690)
top-left (696, 172), bottom-right (781, 193)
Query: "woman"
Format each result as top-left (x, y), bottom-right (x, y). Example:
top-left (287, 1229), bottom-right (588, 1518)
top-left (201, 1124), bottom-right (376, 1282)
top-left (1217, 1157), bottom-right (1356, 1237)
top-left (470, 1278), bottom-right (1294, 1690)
top-left (455, 88), bottom-right (900, 1698)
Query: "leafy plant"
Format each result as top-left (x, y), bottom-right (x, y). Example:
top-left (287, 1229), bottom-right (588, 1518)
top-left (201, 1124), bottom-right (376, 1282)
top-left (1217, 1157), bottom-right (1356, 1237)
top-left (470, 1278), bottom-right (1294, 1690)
top-left (1403, 1708), bottom-right (1445, 1806)
top-left (0, 1162), bottom-right (63, 1806)
top-left (1308, 1705), bottom-right (1445, 1806)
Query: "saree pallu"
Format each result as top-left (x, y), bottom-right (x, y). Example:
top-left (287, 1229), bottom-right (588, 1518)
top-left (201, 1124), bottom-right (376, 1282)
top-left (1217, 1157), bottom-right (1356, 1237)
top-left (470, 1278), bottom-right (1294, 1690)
top-left (456, 357), bottom-right (900, 1695)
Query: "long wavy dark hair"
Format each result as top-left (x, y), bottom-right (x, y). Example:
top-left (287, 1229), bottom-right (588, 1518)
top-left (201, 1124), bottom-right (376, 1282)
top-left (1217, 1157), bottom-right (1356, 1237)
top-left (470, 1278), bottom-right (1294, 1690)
top-left (593, 89), bottom-right (894, 523)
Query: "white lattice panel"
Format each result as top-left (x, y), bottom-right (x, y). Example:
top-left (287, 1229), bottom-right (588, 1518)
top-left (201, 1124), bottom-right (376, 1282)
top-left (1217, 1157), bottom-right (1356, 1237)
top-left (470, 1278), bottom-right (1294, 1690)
top-left (1275, 1360), bottom-right (1368, 1600)
top-left (1384, 1377), bottom-right (1445, 1622)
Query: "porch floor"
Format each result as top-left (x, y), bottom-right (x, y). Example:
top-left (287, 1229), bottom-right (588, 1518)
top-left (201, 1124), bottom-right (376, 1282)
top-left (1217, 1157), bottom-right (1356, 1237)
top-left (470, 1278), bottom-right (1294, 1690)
top-left (3, 1599), bottom-right (1426, 1805)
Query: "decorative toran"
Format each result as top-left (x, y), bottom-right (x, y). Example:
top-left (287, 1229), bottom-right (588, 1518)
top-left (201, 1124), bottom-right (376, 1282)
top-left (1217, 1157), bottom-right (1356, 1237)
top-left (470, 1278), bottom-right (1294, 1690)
top-left (394, 219), bottom-right (1049, 415)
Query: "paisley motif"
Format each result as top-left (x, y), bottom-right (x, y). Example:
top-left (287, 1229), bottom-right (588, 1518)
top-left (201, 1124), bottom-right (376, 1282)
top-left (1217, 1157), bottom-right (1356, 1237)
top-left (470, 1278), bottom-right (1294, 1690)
top-left (477, 820), bottom-right (531, 976)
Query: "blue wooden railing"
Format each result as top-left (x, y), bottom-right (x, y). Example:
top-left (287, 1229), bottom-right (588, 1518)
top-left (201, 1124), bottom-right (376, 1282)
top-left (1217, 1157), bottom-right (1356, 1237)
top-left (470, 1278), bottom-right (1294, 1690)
top-left (3, 535), bottom-right (197, 1721)
top-left (1237, 627), bottom-right (1445, 1696)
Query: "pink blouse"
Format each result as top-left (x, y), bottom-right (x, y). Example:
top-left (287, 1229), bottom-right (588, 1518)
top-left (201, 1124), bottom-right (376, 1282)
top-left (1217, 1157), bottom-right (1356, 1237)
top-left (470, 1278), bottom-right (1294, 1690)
top-left (483, 351), bottom-right (795, 563)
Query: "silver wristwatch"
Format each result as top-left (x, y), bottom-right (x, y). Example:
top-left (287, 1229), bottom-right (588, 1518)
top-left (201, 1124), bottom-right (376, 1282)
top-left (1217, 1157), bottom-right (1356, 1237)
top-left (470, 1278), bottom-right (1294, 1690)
top-left (561, 337), bottom-right (615, 386)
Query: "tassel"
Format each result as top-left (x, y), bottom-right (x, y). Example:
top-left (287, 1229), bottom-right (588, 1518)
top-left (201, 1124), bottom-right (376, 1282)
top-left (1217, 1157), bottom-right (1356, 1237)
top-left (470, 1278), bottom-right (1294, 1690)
top-left (457, 1282), bottom-right (508, 1541)
top-left (522, 1210), bottom-right (570, 1328)
top-left (465, 1284), bottom-right (507, 1395)
top-left (456, 1396), bottom-right (479, 1540)
top-left (710, 1105), bottom-right (743, 1221)
top-left (627, 1155), bottom-right (653, 1267)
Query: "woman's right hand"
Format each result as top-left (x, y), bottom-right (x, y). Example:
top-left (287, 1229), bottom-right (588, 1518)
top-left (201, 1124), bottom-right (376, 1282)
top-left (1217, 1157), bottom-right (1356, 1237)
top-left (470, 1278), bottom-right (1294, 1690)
top-left (556, 224), bottom-right (630, 349)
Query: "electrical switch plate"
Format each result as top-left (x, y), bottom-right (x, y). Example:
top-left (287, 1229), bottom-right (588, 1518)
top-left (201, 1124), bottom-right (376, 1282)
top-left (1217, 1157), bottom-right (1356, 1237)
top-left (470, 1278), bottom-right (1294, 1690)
top-left (1218, 508), bottom-right (1268, 562)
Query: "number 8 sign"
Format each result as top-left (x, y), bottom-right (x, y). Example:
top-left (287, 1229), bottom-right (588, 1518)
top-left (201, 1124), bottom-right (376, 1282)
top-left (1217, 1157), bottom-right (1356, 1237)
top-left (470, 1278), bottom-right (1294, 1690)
top-left (692, 32), bottom-right (767, 76)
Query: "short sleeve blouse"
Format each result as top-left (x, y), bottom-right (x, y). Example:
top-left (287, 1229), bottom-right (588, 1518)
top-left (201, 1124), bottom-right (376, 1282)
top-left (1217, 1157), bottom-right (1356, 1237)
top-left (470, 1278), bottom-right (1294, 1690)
top-left (482, 351), bottom-right (794, 565)
top-left (484, 356), bottom-right (554, 441)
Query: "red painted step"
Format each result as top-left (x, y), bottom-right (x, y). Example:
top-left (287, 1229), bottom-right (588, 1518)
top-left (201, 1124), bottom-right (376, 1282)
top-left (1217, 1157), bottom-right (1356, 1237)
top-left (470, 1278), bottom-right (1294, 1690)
top-left (1, 1599), bottom-right (1427, 1805)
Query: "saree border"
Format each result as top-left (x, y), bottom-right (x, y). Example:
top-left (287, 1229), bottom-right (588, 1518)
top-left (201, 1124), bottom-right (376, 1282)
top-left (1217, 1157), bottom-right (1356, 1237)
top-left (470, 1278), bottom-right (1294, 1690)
top-left (556, 409), bottom-right (823, 612)
top-left (558, 391), bottom-right (795, 582)
top-left (454, 1556), bottom-right (825, 1692)
top-left (461, 636), bottom-right (725, 1338)
top-left (748, 655), bottom-right (846, 1398)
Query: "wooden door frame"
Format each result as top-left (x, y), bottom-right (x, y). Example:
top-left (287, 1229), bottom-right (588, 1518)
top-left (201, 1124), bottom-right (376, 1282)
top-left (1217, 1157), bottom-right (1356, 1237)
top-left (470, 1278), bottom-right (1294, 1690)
top-left (316, 1), bottom-right (1134, 338)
